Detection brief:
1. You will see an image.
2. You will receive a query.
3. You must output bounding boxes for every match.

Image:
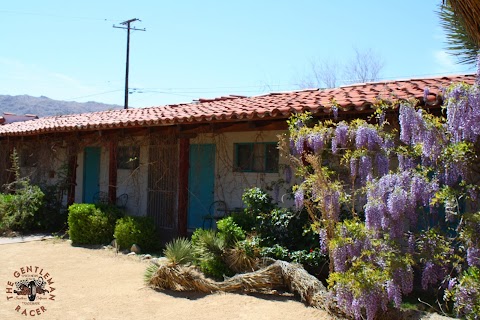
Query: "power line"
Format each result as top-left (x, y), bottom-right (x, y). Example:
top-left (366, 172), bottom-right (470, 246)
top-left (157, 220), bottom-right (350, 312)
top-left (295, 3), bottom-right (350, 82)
top-left (0, 9), bottom-right (120, 22)
top-left (68, 89), bottom-right (124, 100)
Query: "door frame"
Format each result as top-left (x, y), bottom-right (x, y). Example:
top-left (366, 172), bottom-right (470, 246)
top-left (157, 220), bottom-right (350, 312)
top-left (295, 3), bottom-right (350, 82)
top-left (187, 143), bottom-right (216, 230)
top-left (82, 146), bottom-right (101, 203)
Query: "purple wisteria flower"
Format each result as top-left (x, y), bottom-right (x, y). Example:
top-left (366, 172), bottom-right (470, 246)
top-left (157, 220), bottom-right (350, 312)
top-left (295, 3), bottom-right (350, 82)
top-left (335, 123), bottom-right (349, 148)
top-left (447, 277), bottom-right (457, 291)
top-left (284, 166), bottom-right (292, 184)
top-left (467, 247), bottom-right (480, 267)
top-left (308, 132), bottom-right (324, 153)
top-left (359, 155), bottom-right (373, 183)
top-left (423, 86), bottom-right (430, 104)
top-left (294, 188), bottom-right (304, 210)
top-left (387, 187), bottom-right (407, 221)
top-left (318, 228), bottom-right (328, 254)
top-left (325, 190), bottom-right (341, 221)
top-left (350, 158), bottom-right (358, 179)
top-left (445, 83), bottom-right (480, 143)
top-left (295, 135), bottom-right (305, 155)
top-left (332, 245), bottom-right (347, 272)
top-left (332, 105), bottom-right (339, 120)
top-left (421, 261), bottom-right (444, 290)
top-left (408, 234), bottom-right (415, 254)
top-left (355, 125), bottom-right (382, 150)
top-left (386, 280), bottom-right (402, 308)
top-left (289, 138), bottom-right (295, 154)
top-left (365, 201), bottom-right (385, 231)
top-left (375, 154), bottom-right (389, 176)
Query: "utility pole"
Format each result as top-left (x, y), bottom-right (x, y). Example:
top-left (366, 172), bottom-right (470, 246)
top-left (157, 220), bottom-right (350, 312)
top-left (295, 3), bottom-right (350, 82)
top-left (113, 18), bottom-right (145, 109)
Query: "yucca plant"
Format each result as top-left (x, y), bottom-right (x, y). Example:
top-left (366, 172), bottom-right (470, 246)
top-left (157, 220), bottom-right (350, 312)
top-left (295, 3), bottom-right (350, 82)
top-left (163, 237), bottom-right (194, 266)
top-left (191, 229), bottom-right (226, 258)
top-left (144, 263), bottom-right (160, 284)
top-left (225, 237), bottom-right (261, 273)
top-left (191, 228), bottom-right (231, 279)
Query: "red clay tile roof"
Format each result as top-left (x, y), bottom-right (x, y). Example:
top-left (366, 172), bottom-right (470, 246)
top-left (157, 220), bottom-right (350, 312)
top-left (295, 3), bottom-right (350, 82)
top-left (0, 74), bottom-right (475, 136)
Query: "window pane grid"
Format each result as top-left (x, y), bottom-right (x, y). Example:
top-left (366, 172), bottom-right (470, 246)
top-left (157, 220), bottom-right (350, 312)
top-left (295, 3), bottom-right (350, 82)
top-left (234, 142), bottom-right (278, 173)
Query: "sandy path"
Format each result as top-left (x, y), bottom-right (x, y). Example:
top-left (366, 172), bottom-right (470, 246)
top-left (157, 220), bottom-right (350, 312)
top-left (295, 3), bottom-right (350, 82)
top-left (0, 239), bottom-right (330, 320)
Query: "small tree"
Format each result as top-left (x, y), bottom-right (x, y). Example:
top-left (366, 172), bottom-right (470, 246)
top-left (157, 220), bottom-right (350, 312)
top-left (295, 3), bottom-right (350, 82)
top-left (285, 73), bottom-right (480, 318)
top-left (0, 149), bottom-right (44, 231)
top-left (298, 48), bottom-right (384, 89)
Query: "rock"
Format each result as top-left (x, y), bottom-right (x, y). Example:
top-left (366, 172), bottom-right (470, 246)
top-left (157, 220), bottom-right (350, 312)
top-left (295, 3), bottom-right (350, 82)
top-left (126, 252), bottom-right (136, 256)
top-left (130, 244), bottom-right (141, 254)
top-left (142, 254), bottom-right (152, 260)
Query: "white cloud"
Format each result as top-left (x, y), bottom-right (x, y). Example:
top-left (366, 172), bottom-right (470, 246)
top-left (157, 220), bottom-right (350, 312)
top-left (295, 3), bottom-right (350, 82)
top-left (434, 50), bottom-right (457, 72)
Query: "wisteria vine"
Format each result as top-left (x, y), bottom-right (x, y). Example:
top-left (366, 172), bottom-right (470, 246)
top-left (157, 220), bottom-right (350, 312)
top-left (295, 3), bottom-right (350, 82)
top-left (286, 73), bottom-right (480, 319)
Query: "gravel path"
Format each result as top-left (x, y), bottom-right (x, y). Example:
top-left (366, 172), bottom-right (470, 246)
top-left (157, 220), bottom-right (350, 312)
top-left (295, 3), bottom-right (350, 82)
top-left (0, 239), bottom-right (330, 320)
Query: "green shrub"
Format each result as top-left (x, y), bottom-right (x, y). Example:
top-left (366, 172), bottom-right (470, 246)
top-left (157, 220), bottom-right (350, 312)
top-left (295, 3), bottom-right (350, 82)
top-left (34, 185), bottom-right (67, 232)
top-left (0, 185), bottom-right (45, 232)
top-left (96, 203), bottom-right (124, 224)
top-left (0, 149), bottom-right (45, 232)
top-left (114, 216), bottom-right (158, 252)
top-left (191, 228), bottom-right (232, 279)
top-left (216, 216), bottom-right (245, 246)
top-left (67, 203), bottom-right (113, 245)
top-left (235, 187), bottom-right (275, 232)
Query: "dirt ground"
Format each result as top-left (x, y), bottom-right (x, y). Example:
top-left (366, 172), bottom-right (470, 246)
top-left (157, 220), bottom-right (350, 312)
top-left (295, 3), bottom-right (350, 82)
top-left (0, 239), bottom-right (330, 320)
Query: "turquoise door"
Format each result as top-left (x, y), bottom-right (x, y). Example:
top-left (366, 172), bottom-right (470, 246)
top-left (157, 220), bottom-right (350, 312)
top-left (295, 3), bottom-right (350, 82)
top-left (83, 147), bottom-right (101, 203)
top-left (188, 144), bottom-right (215, 229)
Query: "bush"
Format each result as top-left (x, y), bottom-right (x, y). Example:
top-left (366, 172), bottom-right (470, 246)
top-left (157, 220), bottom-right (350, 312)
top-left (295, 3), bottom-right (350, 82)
top-left (0, 184), bottom-right (45, 232)
top-left (191, 228), bottom-right (232, 279)
top-left (216, 216), bottom-right (245, 246)
top-left (234, 187), bottom-right (275, 232)
top-left (114, 216), bottom-right (158, 252)
top-left (34, 185), bottom-right (67, 232)
top-left (67, 203), bottom-right (114, 245)
top-left (0, 149), bottom-right (44, 232)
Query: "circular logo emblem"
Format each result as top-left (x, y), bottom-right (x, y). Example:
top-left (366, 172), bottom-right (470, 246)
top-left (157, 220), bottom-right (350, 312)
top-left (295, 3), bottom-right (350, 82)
top-left (5, 266), bottom-right (55, 317)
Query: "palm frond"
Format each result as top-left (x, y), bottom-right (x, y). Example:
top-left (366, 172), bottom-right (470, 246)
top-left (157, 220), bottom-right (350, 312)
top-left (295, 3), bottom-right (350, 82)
top-left (438, 3), bottom-right (479, 65)
top-left (445, 0), bottom-right (480, 47)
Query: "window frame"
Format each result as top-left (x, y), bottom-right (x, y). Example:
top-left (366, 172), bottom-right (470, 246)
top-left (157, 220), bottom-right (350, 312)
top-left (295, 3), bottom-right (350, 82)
top-left (116, 146), bottom-right (140, 170)
top-left (233, 142), bottom-right (279, 173)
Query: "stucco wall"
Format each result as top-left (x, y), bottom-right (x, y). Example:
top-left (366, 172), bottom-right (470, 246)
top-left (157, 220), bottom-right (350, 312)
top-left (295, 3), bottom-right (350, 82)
top-left (71, 128), bottom-right (294, 218)
top-left (191, 130), bottom-right (294, 211)
top-left (115, 142), bottom-right (149, 216)
top-left (75, 141), bottom-right (149, 216)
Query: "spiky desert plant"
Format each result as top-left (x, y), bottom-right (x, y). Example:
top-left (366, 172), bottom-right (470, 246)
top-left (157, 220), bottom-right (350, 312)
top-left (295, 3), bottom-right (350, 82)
top-left (225, 237), bottom-right (261, 273)
top-left (191, 228), bottom-right (231, 279)
top-left (144, 263), bottom-right (160, 284)
top-left (163, 237), bottom-right (194, 266)
top-left (191, 229), bottom-right (226, 259)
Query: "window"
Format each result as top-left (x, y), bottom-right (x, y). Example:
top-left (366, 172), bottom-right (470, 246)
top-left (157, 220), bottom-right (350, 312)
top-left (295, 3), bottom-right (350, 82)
top-left (20, 149), bottom-right (38, 167)
top-left (234, 142), bottom-right (279, 173)
top-left (117, 146), bottom-right (140, 170)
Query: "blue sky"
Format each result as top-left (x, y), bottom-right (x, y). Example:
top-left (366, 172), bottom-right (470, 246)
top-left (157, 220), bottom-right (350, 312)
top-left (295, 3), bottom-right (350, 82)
top-left (0, 0), bottom-right (474, 108)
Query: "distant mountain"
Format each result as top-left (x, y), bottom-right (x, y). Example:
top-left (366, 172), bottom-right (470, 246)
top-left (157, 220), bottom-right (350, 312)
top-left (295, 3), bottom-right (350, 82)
top-left (0, 95), bottom-right (122, 117)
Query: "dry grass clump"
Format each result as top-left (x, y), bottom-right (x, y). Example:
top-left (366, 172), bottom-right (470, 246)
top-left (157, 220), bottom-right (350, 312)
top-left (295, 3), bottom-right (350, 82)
top-left (224, 239), bottom-right (261, 274)
top-left (146, 259), bottom-right (343, 316)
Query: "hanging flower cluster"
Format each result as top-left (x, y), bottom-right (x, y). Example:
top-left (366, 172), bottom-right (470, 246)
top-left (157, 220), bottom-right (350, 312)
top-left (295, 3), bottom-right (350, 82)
top-left (285, 70), bottom-right (480, 318)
